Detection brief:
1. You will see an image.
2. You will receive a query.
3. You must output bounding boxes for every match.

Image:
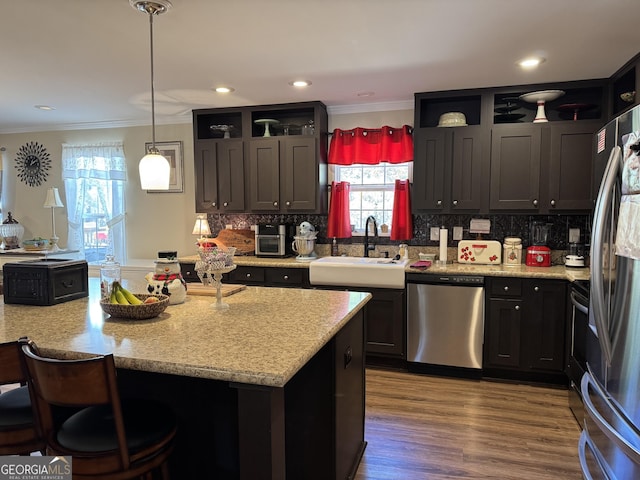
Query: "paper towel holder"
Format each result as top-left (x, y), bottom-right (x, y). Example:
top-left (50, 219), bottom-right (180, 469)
top-left (436, 226), bottom-right (448, 265)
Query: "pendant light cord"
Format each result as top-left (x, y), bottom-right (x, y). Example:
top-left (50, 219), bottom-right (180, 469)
top-left (148, 10), bottom-right (157, 152)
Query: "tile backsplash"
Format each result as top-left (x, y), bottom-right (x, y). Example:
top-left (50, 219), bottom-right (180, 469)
top-left (208, 212), bottom-right (591, 250)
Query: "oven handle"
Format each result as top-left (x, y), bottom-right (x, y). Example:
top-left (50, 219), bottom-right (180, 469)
top-left (581, 371), bottom-right (640, 462)
top-left (570, 291), bottom-right (588, 315)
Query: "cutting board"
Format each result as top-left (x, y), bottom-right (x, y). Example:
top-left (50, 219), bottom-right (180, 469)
top-left (186, 283), bottom-right (246, 297)
top-left (457, 240), bottom-right (502, 264)
top-left (212, 229), bottom-right (255, 255)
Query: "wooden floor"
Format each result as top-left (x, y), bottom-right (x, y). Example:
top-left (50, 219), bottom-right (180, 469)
top-left (354, 368), bottom-right (582, 480)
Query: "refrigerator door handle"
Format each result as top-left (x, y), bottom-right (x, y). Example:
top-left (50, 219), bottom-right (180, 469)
top-left (579, 429), bottom-right (613, 480)
top-left (590, 145), bottom-right (621, 366)
top-left (582, 372), bottom-right (640, 462)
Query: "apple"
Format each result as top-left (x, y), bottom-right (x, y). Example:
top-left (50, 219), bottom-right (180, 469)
top-left (144, 296), bottom-right (159, 304)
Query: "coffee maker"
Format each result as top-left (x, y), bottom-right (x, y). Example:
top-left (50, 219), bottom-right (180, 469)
top-left (526, 222), bottom-right (552, 267)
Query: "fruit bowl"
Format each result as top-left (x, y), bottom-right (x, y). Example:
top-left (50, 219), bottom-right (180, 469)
top-left (100, 294), bottom-right (170, 320)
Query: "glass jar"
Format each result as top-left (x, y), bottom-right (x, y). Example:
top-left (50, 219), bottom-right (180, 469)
top-left (100, 255), bottom-right (121, 300)
top-left (503, 237), bottom-right (522, 266)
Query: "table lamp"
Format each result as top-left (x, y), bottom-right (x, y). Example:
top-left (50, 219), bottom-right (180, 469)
top-left (192, 214), bottom-right (211, 244)
top-left (43, 187), bottom-right (64, 251)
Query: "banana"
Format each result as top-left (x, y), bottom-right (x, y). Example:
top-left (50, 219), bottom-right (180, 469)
top-left (115, 289), bottom-right (130, 305)
top-left (110, 287), bottom-right (118, 304)
top-left (119, 285), bottom-right (143, 305)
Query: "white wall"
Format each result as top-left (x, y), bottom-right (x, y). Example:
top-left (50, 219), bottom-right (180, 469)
top-left (0, 107), bottom-right (413, 263)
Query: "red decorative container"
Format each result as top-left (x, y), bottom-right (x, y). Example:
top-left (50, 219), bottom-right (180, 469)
top-left (525, 246), bottom-right (551, 267)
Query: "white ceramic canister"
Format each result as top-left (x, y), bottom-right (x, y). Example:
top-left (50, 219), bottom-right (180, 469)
top-left (503, 237), bottom-right (522, 266)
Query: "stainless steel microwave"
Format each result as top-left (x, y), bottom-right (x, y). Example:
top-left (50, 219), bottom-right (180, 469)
top-left (254, 224), bottom-right (294, 257)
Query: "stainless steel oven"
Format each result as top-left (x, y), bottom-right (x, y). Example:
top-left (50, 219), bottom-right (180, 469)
top-left (567, 279), bottom-right (591, 427)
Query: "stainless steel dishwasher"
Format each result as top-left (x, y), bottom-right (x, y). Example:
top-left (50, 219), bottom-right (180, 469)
top-left (407, 273), bottom-right (484, 376)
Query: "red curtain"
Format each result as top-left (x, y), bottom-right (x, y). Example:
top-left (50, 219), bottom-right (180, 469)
top-left (326, 181), bottom-right (352, 238)
top-left (328, 125), bottom-right (413, 165)
top-left (390, 179), bottom-right (413, 240)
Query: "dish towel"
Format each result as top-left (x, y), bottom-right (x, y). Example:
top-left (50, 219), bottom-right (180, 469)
top-left (391, 179), bottom-right (413, 240)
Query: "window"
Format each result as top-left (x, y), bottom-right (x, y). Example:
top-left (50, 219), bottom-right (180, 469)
top-left (61, 143), bottom-right (126, 264)
top-left (332, 162), bottom-right (412, 233)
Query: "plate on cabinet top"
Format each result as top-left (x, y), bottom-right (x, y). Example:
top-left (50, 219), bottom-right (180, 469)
top-left (519, 90), bottom-right (565, 103)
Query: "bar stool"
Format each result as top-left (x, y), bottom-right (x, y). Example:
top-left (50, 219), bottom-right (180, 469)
top-left (21, 340), bottom-right (177, 479)
top-left (0, 340), bottom-right (45, 455)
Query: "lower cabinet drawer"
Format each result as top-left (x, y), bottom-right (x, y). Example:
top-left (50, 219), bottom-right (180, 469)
top-left (227, 266), bottom-right (265, 285)
top-left (265, 268), bottom-right (308, 287)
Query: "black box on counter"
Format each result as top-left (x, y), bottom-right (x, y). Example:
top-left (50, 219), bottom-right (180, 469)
top-left (2, 259), bottom-right (88, 306)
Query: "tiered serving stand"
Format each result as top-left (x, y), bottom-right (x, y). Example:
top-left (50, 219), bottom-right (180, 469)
top-left (195, 246), bottom-right (237, 310)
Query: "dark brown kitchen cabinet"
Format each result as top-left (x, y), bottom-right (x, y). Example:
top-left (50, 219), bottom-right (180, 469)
top-left (363, 288), bottom-right (405, 359)
top-left (248, 136), bottom-right (321, 212)
top-left (312, 284), bottom-right (406, 362)
top-left (180, 262), bottom-right (309, 288)
top-left (194, 139), bottom-right (245, 213)
top-left (490, 121), bottom-right (600, 213)
top-left (193, 101), bottom-right (328, 215)
top-left (546, 122), bottom-right (599, 211)
top-left (412, 126), bottom-right (485, 212)
top-left (489, 124), bottom-right (542, 211)
top-left (484, 277), bottom-right (567, 384)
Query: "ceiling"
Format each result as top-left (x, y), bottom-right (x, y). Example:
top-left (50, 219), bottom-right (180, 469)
top-left (2, 0), bottom-right (640, 134)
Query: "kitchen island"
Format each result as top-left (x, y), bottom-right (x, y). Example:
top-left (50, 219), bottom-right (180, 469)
top-left (0, 278), bottom-right (371, 479)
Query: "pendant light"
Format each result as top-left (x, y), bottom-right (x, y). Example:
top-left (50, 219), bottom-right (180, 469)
top-left (131, 0), bottom-right (172, 190)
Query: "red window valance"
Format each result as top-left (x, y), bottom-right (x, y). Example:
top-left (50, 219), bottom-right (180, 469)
top-left (328, 125), bottom-right (414, 165)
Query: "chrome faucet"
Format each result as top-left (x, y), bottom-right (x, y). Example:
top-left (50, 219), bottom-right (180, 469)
top-left (363, 215), bottom-right (378, 257)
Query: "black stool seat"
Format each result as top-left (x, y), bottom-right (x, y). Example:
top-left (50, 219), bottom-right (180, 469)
top-left (58, 399), bottom-right (176, 454)
top-left (0, 340), bottom-right (44, 456)
top-left (0, 386), bottom-right (33, 428)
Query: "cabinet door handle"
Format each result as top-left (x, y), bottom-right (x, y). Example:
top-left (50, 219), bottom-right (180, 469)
top-left (515, 305), bottom-right (520, 311)
top-left (437, 200), bottom-right (442, 206)
top-left (211, 202), bottom-right (217, 207)
top-left (534, 286), bottom-right (539, 292)
top-left (246, 273), bottom-right (251, 278)
top-left (273, 201), bottom-right (278, 207)
top-left (550, 199), bottom-right (556, 207)
top-left (223, 202), bottom-right (228, 207)
top-left (283, 275), bottom-right (289, 280)
top-left (503, 286), bottom-right (509, 291)
top-left (452, 200), bottom-right (458, 206)
top-left (285, 201), bottom-right (291, 206)
top-left (532, 199), bottom-right (538, 206)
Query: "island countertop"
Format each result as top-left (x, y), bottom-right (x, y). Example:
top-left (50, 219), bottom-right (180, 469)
top-left (0, 278), bottom-right (371, 388)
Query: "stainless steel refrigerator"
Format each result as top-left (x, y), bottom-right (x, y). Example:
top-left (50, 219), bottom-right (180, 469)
top-left (580, 104), bottom-right (640, 479)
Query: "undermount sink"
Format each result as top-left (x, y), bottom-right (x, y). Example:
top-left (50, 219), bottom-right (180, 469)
top-left (309, 256), bottom-right (409, 289)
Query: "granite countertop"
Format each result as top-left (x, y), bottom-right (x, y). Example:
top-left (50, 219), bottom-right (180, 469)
top-left (179, 254), bottom-right (590, 282)
top-left (0, 278), bottom-right (371, 388)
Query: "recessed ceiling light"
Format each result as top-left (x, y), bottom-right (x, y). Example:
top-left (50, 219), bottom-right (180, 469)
top-left (34, 105), bottom-right (55, 111)
top-left (214, 86), bottom-right (235, 93)
top-left (289, 80), bottom-right (312, 88)
top-left (517, 57), bottom-right (546, 69)
top-left (357, 91), bottom-right (375, 97)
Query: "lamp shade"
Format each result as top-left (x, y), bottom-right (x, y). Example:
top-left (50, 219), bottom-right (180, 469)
top-left (192, 215), bottom-right (211, 237)
top-left (139, 152), bottom-right (171, 190)
top-left (43, 187), bottom-right (64, 208)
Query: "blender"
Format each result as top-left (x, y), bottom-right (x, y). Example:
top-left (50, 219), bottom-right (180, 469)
top-left (526, 222), bottom-right (552, 267)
